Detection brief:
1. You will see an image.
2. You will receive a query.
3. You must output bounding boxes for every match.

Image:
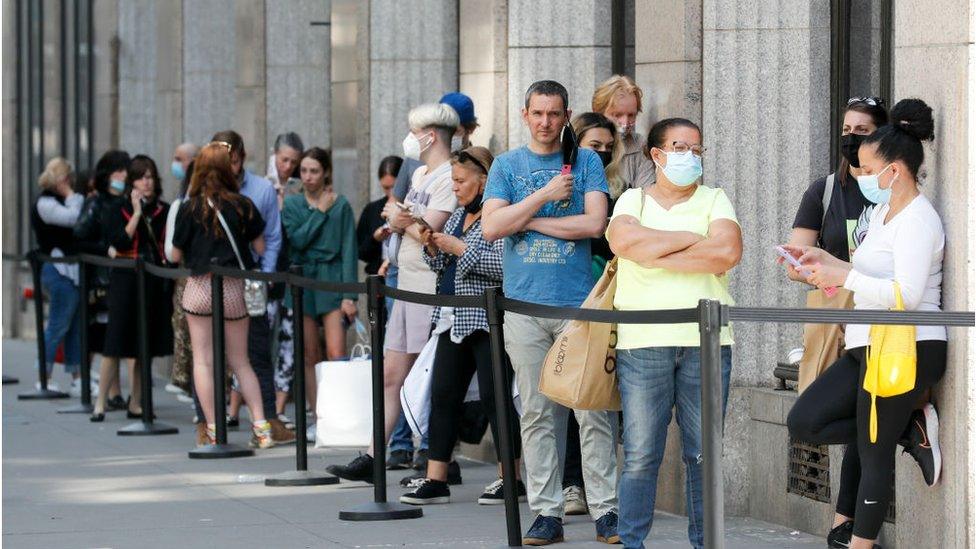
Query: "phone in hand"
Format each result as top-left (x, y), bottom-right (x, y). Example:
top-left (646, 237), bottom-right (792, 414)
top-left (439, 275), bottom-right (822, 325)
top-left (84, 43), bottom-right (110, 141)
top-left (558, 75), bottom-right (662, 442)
top-left (411, 214), bottom-right (433, 232)
top-left (775, 246), bottom-right (837, 297)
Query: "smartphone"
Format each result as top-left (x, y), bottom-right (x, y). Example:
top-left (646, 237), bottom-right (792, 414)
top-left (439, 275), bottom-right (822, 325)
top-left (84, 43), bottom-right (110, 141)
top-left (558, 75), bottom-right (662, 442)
top-left (775, 246), bottom-right (837, 297)
top-left (395, 201), bottom-right (412, 211)
top-left (411, 214), bottom-right (433, 232)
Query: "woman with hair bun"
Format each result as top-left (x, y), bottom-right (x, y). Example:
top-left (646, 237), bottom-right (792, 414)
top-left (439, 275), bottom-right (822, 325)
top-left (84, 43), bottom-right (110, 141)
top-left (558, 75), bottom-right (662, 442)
top-left (785, 98), bottom-right (946, 549)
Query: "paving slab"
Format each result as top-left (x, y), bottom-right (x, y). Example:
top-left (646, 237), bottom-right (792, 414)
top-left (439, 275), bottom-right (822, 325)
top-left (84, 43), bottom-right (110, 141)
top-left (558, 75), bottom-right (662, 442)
top-left (2, 338), bottom-right (824, 548)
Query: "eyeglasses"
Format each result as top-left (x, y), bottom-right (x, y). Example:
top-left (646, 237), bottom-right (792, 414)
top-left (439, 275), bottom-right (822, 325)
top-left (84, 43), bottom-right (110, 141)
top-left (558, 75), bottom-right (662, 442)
top-left (210, 141), bottom-right (233, 153)
top-left (847, 96), bottom-right (884, 107)
top-left (668, 141), bottom-right (706, 157)
top-left (452, 150), bottom-right (489, 174)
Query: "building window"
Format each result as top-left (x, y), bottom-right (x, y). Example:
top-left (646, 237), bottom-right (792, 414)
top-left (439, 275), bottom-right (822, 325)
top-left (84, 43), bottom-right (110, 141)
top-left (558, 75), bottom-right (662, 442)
top-left (829, 0), bottom-right (893, 166)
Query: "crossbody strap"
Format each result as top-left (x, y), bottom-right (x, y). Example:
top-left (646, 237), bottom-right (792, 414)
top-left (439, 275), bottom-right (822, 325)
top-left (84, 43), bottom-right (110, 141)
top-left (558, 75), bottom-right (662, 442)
top-left (821, 173), bottom-right (835, 226)
top-left (207, 199), bottom-right (246, 271)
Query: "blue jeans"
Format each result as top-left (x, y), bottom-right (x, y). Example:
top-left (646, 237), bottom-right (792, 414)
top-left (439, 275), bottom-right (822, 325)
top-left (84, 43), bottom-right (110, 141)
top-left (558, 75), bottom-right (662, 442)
top-left (616, 346), bottom-right (732, 549)
top-left (389, 413), bottom-right (415, 453)
top-left (41, 263), bottom-right (81, 375)
top-left (384, 265), bottom-right (398, 317)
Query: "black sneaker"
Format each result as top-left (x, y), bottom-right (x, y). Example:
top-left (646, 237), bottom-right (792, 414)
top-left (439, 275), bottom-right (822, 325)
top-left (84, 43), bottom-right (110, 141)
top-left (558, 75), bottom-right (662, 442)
top-left (400, 460), bottom-right (462, 487)
top-left (412, 448), bottom-right (428, 471)
top-left (901, 403), bottom-right (941, 486)
top-left (387, 449), bottom-right (413, 470)
top-left (399, 478), bottom-right (450, 505)
top-left (478, 478), bottom-right (527, 505)
top-left (107, 395), bottom-right (127, 411)
top-left (226, 415), bottom-right (239, 430)
top-left (326, 454), bottom-right (375, 483)
top-left (827, 520), bottom-right (853, 548)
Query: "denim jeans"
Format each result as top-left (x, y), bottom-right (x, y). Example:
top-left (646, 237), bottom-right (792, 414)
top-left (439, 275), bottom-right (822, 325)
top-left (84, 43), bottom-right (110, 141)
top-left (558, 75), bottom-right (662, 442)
top-left (41, 263), bottom-right (81, 375)
top-left (616, 346), bottom-right (733, 549)
top-left (389, 412), bottom-right (415, 453)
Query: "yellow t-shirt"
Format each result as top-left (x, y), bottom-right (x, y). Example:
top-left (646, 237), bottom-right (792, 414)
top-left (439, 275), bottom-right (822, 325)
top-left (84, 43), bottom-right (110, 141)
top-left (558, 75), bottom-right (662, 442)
top-left (610, 186), bottom-right (737, 349)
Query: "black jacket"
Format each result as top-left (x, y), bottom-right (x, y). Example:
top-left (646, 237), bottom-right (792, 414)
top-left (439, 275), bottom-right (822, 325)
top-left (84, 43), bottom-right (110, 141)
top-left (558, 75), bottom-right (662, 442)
top-left (74, 191), bottom-right (125, 256)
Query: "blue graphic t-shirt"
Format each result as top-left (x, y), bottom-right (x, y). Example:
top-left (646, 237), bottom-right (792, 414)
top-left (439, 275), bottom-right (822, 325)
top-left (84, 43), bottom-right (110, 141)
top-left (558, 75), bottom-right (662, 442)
top-left (484, 146), bottom-right (609, 307)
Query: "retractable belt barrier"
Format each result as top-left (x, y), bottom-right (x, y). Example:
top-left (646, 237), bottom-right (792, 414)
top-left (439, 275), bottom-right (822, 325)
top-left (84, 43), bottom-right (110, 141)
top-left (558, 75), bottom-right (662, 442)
top-left (7, 251), bottom-right (975, 547)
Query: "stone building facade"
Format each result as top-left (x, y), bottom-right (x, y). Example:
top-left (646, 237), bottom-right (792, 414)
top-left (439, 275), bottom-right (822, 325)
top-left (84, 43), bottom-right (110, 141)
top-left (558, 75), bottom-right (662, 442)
top-left (3, 2), bottom-right (973, 546)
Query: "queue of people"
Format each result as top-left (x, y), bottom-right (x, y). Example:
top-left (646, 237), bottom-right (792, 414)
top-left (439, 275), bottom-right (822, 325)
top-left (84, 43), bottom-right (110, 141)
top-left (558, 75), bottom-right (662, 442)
top-left (28, 73), bottom-right (948, 549)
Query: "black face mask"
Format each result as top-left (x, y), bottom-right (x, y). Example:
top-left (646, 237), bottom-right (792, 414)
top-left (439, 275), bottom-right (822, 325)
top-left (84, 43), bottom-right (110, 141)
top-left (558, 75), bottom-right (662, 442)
top-left (464, 194), bottom-right (484, 215)
top-left (595, 150), bottom-right (613, 168)
top-left (840, 133), bottom-right (865, 168)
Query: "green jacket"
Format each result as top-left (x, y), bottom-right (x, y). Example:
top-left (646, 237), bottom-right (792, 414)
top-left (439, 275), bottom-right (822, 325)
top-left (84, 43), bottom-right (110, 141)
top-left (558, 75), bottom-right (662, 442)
top-left (281, 193), bottom-right (359, 301)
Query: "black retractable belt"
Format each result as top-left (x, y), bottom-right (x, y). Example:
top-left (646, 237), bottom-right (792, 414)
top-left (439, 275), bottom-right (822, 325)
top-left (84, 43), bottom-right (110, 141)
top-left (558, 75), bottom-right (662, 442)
top-left (118, 257), bottom-right (178, 436)
top-left (19, 251), bottom-right (69, 400)
top-left (58, 260), bottom-right (93, 413)
top-left (338, 275), bottom-right (422, 521)
top-left (189, 260), bottom-right (252, 458)
top-left (266, 265), bottom-right (339, 486)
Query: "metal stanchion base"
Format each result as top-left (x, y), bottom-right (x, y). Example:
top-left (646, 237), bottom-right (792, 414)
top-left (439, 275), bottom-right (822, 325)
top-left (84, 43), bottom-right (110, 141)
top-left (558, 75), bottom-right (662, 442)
top-left (18, 388), bottom-right (70, 400)
top-left (338, 502), bottom-right (424, 521)
top-left (187, 443), bottom-right (254, 459)
top-left (3, 375), bottom-right (20, 385)
top-left (265, 470), bottom-right (340, 487)
top-left (117, 421), bottom-right (179, 436)
top-left (57, 403), bottom-right (94, 414)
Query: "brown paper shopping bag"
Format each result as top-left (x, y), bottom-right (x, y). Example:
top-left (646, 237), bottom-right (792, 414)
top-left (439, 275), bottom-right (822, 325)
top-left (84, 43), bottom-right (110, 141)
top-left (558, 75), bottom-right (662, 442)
top-left (539, 258), bottom-right (621, 411)
top-left (797, 287), bottom-right (854, 394)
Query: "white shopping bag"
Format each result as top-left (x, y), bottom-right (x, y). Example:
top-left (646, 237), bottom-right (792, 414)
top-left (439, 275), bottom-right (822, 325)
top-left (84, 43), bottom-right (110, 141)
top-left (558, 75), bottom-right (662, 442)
top-left (315, 328), bottom-right (373, 448)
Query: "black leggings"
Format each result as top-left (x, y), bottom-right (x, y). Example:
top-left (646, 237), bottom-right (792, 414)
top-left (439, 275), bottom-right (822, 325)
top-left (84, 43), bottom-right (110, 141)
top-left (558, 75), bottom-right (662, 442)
top-left (787, 341), bottom-right (946, 540)
top-left (428, 330), bottom-right (522, 463)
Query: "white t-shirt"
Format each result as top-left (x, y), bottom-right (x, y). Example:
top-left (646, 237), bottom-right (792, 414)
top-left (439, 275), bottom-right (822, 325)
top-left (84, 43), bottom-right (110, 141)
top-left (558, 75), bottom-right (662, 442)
top-left (396, 161), bottom-right (457, 293)
top-left (843, 193), bottom-right (947, 348)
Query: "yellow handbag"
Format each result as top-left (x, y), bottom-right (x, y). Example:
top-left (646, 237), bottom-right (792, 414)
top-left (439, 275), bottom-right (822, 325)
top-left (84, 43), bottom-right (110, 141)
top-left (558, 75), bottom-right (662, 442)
top-left (862, 282), bottom-right (917, 443)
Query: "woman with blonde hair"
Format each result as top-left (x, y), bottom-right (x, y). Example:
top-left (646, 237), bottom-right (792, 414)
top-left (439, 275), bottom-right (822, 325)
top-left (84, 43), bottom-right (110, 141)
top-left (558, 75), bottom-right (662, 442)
top-left (170, 143), bottom-right (273, 448)
top-left (591, 74), bottom-right (654, 188)
top-left (30, 157), bottom-right (85, 393)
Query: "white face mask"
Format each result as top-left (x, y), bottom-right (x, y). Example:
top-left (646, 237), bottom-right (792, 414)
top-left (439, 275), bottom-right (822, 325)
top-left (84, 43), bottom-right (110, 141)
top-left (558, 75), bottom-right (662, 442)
top-left (450, 134), bottom-right (464, 152)
top-left (402, 131), bottom-right (433, 160)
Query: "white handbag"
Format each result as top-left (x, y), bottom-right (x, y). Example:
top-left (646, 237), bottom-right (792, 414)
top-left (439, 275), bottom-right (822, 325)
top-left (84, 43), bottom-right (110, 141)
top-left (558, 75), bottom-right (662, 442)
top-left (208, 199), bottom-right (267, 317)
top-left (315, 324), bottom-right (373, 448)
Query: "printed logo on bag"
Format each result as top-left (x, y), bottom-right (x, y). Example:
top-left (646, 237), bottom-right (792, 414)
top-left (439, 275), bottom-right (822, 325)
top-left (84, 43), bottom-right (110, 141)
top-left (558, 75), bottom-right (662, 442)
top-left (553, 336), bottom-right (568, 375)
top-left (604, 354), bottom-right (616, 374)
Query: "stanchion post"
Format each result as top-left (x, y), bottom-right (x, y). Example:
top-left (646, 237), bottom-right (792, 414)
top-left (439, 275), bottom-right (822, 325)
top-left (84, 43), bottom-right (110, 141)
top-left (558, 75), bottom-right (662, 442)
top-left (20, 251), bottom-right (69, 400)
top-left (58, 260), bottom-right (93, 413)
top-left (698, 299), bottom-right (725, 549)
top-left (338, 275), bottom-right (422, 521)
top-left (189, 267), bottom-right (252, 457)
top-left (484, 286), bottom-right (522, 547)
top-left (266, 267), bottom-right (338, 486)
top-left (118, 257), bottom-right (178, 435)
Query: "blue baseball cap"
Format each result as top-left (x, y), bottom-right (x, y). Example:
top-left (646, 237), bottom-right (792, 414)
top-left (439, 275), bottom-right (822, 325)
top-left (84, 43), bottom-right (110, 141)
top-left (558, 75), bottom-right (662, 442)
top-left (439, 92), bottom-right (477, 126)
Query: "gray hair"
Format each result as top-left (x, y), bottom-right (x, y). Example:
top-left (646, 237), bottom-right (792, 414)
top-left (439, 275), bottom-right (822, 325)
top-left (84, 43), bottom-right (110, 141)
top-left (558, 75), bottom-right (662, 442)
top-left (524, 80), bottom-right (569, 111)
top-left (273, 132), bottom-right (305, 154)
top-left (408, 103), bottom-right (459, 132)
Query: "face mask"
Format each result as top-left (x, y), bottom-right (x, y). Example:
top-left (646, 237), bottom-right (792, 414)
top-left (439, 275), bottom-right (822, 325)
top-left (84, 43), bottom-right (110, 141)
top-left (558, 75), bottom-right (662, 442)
top-left (856, 163), bottom-right (896, 205)
top-left (170, 161), bottom-right (186, 181)
top-left (840, 133), bottom-right (865, 168)
top-left (595, 150), bottom-right (613, 168)
top-left (654, 150), bottom-right (702, 187)
top-left (464, 193), bottom-right (484, 214)
top-left (109, 179), bottom-right (126, 193)
top-left (450, 135), bottom-right (464, 152)
top-left (402, 131), bottom-right (433, 161)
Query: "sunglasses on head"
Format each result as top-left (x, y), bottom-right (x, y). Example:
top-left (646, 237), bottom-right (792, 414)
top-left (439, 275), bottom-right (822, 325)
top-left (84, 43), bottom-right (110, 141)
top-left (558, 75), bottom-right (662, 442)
top-left (453, 150), bottom-right (488, 174)
top-left (847, 96), bottom-right (884, 107)
top-left (210, 141), bottom-right (233, 153)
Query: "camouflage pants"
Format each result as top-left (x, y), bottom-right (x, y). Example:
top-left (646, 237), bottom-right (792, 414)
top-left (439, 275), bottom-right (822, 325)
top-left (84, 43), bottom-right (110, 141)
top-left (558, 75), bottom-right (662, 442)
top-left (170, 278), bottom-right (193, 391)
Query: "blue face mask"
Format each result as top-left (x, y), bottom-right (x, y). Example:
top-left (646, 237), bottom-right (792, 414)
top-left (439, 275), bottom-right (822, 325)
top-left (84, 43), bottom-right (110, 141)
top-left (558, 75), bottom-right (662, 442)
top-left (655, 150), bottom-right (702, 187)
top-left (856, 163), bottom-right (895, 205)
top-left (171, 161), bottom-right (186, 181)
top-left (109, 179), bottom-right (126, 193)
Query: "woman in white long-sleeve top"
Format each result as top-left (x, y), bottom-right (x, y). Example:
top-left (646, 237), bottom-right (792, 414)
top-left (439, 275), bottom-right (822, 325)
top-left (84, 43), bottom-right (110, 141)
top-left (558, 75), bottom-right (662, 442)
top-left (785, 98), bottom-right (946, 549)
top-left (30, 158), bottom-right (85, 393)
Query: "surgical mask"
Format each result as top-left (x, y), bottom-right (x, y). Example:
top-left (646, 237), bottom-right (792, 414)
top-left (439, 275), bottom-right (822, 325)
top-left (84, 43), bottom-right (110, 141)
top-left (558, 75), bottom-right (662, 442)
top-left (464, 194), bottom-right (484, 214)
top-left (450, 135), bottom-right (464, 152)
top-left (654, 150), bottom-right (702, 187)
top-left (402, 131), bottom-right (433, 161)
top-left (109, 179), bottom-right (126, 193)
top-left (171, 161), bottom-right (186, 181)
top-left (840, 133), bottom-right (865, 168)
top-left (595, 150), bottom-right (613, 168)
top-left (856, 163), bottom-right (895, 205)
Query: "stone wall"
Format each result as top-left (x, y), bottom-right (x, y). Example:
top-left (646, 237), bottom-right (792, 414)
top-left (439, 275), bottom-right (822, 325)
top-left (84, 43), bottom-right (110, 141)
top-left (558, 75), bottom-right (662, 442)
top-left (459, 0), bottom-right (509, 154)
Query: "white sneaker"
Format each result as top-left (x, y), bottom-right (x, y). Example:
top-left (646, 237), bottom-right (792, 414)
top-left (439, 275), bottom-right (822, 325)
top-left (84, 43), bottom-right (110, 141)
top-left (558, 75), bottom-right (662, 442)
top-left (69, 379), bottom-right (82, 397)
top-left (277, 413), bottom-right (295, 430)
top-left (306, 423), bottom-right (316, 443)
top-left (37, 381), bottom-right (62, 392)
top-left (175, 393), bottom-right (194, 403)
top-left (165, 383), bottom-right (184, 394)
top-left (563, 485), bottom-right (589, 516)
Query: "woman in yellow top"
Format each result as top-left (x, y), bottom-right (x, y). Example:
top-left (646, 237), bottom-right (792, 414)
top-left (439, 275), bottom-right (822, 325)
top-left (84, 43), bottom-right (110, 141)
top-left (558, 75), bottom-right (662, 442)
top-left (606, 118), bottom-right (742, 549)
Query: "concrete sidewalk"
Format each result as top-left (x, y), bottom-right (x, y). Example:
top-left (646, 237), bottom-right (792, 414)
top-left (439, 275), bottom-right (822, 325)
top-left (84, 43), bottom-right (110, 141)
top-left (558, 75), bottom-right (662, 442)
top-left (2, 338), bottom-right (824, 548)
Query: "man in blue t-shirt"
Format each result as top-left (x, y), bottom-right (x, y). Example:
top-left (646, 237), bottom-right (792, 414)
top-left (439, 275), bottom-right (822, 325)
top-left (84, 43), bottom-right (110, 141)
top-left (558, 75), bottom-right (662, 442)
top-left (482, 80), bottom-right (620, 546)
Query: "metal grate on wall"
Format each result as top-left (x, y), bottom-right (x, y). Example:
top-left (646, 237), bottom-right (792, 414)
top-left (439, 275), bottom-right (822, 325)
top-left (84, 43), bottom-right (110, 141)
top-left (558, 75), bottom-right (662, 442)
top-left (787, 439), bottom-right (831, 503)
